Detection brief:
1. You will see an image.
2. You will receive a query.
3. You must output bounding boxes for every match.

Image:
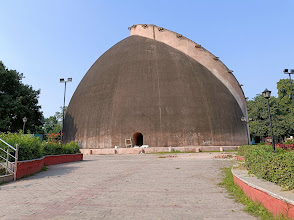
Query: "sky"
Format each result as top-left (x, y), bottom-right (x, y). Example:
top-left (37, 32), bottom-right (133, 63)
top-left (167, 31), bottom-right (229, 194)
top-left (0, 0), bottom-right (294, 118)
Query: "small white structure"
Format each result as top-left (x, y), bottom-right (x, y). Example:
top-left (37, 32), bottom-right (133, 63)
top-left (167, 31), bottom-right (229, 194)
top-left (133, 145), bottom-right (149, 148)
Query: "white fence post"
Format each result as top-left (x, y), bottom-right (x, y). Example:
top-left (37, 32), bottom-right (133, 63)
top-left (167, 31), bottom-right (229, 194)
top-left (14, 144), bottom-right (19, 181)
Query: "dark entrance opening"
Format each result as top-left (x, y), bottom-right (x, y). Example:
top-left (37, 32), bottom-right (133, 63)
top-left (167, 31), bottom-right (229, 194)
top-left (133, 132), bottom-right (143, 146)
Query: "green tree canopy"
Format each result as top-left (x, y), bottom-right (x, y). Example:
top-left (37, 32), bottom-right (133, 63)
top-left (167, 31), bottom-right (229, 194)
top-left (277, 79), bottom-right (294, 113)
top-left (0, 61), bottom-right (43, 133)
top-left (248, 79), bottom-right (294, 140)
top-left (42, 107), bottom-right (67, 135)
top-left (43, 116), bottom-right (61, 135)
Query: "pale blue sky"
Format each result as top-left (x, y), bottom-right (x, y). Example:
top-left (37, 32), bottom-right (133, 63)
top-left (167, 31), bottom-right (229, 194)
top-left (1, 0), bottom-right (293, 117)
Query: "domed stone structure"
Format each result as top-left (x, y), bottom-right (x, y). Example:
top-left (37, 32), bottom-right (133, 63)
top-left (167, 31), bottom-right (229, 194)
top-left (64, 24), bottom-right (249, 149)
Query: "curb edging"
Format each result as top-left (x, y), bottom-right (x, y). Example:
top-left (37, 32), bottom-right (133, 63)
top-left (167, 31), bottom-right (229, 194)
top-left (232, 168), bottom-right (294, 219)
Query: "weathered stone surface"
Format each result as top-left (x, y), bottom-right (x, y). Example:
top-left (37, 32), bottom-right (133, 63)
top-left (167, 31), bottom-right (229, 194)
top-left (64, 28), bottom-right (248, 149)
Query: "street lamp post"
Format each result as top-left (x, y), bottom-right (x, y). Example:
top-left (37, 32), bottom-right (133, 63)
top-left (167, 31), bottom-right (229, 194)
top-left (22, 117), bottom-right (27, 134)
top-left (262, 89), bottom-right (275, 151)
top-left (60, 78), bottom-right (72, 141)
top-left (283, 69), bottom-right (294, 108)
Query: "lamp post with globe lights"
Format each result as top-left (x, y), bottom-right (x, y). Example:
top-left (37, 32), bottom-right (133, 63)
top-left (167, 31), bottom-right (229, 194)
top-left (262, 89), bottom-right (275, 151)
top-left (60, 78), bottom-right (72, 141)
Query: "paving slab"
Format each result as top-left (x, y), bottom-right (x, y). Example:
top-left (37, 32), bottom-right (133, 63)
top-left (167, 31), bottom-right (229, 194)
top-left (0, 153), bottom-right (257, 220)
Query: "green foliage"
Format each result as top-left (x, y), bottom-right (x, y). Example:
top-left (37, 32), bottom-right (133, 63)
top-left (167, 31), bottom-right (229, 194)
top-left (247, 95), bottom-right (285, 138)
top-left (277, 79), bottom-right (294, 112)
top-left (42, 107), bottom-right (67, 136)
top-left (64, 141), bottom-right (80, 154)
top-left (55, 106), bottom-right (67, 122)
top-left (42, 141), bottom-right (80, 156)
top-left (0, 133), bottom-right (80, 161)
top-left (42, 142), bottom-right (63, 156)
top-left (245, 146), bottom-right (275, 178)
top-left (240, 145), bottom-right (294, 190)
top-left (0, 61), bottom-right (43, 133)
top-left (237, 145), bottom-right (252, 156)
top-left (0, 132), bottom-right (42, 161)
top-left (43, 116), bottom-right (62, 135)
top-left (219, 167), bottom-right (283, 220)
top-left (248, 79), bottom-right (294, 140)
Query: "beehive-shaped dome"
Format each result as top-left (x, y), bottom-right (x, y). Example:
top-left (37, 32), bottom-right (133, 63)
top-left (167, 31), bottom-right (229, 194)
top-left (64, 25), bottom-right (248, 149)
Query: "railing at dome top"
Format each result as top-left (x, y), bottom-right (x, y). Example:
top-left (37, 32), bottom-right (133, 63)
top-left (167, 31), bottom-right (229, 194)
top-left (0, 138), bottom-right (19, 181)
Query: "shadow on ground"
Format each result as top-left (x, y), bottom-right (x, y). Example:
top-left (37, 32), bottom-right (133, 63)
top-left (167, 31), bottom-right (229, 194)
top-left (20, 160), bottom-right (91, 181)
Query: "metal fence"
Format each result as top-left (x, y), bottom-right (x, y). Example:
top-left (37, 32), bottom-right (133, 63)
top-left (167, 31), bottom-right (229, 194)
top-left (0, 138), bottom-right (19, 181)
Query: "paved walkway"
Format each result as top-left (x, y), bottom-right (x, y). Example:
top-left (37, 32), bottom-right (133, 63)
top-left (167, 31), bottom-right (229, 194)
top-left (0, 153), bottom-right (256, 220)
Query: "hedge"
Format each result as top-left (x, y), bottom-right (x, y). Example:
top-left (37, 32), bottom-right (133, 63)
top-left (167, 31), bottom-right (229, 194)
top-left (237, 145), bottom-right (252, 156)
top-left (42, 141), bottom-right (80, 156)
top-left (0, 133), bottom-right (80, 161)
top-left (0, 133), bottom-right (42, 161)
top-left (238, 145), bottom-right (294, 190)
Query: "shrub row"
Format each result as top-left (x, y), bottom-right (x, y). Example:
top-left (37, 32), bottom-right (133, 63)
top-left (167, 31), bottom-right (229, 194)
top-left (238, 145), bottom-right (294, 190)
top-left (0, 133), bottom-right (80, 161)
top-left (42, 141), bottom-right (80, 156)
top-left (237, 145), bottom-right (252, 156)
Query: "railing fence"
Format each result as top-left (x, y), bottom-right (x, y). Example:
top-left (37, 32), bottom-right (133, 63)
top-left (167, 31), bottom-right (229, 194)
top-left (0, 138), bottom-right (18, 181)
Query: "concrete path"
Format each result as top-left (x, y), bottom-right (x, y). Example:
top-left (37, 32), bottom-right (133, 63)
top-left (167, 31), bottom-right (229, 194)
top-left (0, 153), bottom-right (257, 220)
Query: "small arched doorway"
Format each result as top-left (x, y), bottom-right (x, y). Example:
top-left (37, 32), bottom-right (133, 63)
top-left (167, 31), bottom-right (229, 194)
top-left (133, 132), bottom-right (143, 146)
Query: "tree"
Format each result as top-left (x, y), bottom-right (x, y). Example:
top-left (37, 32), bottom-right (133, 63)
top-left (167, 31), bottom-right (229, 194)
top-left (42, 106), bottom-right (67, 136)
top-left (248, 79), bottom-right (294, 142)
top-left (276, 79), bottom-right (294, 137)
top-left (0, 61), bottom-right (43, 133)
top-left (247, 94), bottom-right (278, 138)
top-left (277, 79), bottom-right (294, 113)
top-left (43, 116), bottom-right (62, 135)
top-left (54, 106), bottom-right (67, 122)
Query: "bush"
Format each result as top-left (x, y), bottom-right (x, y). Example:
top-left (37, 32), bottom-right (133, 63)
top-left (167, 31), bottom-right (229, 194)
top-left (237, 145), bottom-right (252, 156)
top-left (63, 141), bottom-right (80, 154)
top-left (238, 144), bottom-right (285, 156)
top-left (241, 144), bottom-right (294, 190)
top-left (0, 132), bottom-right (42, 161)
top-left (42, 141), bottom-right (80, 156)
top-left (42, 142), bottom-right (63, 156)
top-left (0, 132), bottom-right (80, 161)
top-left (245, 146), bottom-right (274, 178)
